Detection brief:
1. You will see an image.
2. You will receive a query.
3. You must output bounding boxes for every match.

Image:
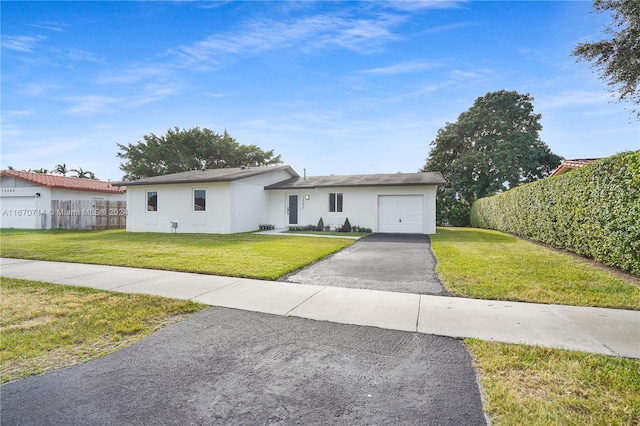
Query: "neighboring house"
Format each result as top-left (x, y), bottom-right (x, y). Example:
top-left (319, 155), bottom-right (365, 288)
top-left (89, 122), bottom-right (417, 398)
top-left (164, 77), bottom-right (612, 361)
top-left (0, 170), bottom-right (126, 229)
top-left (114, 165), bottom-right (446, 234)
top-left (549, 158), bottom-right (600, 177)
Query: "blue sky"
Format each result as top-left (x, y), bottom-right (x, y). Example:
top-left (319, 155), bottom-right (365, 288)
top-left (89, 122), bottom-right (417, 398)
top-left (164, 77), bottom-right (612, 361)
top-left (2, 1), bottom-right (639, 181)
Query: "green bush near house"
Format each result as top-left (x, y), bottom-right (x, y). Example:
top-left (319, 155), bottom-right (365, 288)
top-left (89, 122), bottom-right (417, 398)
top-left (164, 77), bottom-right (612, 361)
top-left (470, 151), bottom-right (640, 275)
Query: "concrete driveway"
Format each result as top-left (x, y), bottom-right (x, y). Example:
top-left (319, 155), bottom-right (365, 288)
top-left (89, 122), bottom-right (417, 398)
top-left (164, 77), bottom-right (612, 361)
top-left (282, 233), bottom-right (451, 295)
top-left (1, 308), bottom-right (487, 425)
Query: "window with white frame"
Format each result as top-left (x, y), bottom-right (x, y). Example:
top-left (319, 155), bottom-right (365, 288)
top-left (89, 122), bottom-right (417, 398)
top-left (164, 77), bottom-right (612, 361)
top-left (147, 191), bottom-right (158, 211)
top-left (329, 192), bottom-right (343, 213)
top-left (194, 189), bottom-right (206, 211)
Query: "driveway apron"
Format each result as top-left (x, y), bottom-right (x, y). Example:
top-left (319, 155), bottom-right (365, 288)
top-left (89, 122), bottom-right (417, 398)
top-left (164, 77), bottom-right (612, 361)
top-left (282, 233), bottom-right (451, 295)
top-left (1, 308), bottom-right (487, 425)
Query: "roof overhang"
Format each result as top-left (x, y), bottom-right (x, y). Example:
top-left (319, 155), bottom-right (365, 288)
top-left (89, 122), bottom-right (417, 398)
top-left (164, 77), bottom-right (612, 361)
top-left (113, 165), bottom-right (299, 187)
top-left (265, 172), bottom-right (447, 190)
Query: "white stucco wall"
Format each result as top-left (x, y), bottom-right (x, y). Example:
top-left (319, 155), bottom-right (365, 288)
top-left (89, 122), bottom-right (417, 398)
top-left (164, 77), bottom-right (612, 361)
top-left (267, 185), bottom-right (438, 234)
top-left (126, 182), bottom-right (232, 233)
top-left (126, 168), bottom-right (296, 234)
top-left (229, 169), bottom-right (294, 233)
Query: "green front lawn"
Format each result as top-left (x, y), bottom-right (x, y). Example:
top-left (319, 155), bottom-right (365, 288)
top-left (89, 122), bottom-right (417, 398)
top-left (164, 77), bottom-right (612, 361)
top-left (431, 227), bottom-right (640, 310)
top-left (0, 229), bottom-right (356, 280)
top-left (0, 277), bottom-right (206, 383)
top-left (466, 340), bottom-right (640, 425)
top-left (3, 227), bottom-right (639, 424)
top-left (440, 228), bottom-right (640, 424)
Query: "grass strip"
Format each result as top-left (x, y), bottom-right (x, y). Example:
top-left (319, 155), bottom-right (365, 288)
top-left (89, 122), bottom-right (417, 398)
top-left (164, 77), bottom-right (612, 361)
top-left (0, 277), bottom-right (206, 384)
top-left (430, 227), bottom-right (640, 309)
top-left (466, 339), bottom-right (640, 425)
top-left (0, 229), bottom-right (355, 280)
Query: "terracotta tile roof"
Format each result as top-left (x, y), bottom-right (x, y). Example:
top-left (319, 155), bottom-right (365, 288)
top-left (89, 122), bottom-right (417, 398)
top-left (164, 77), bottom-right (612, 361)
top-left (1, 170), bottom-right (126, 194)
top-left (549, 158), bottom-right (600, 177)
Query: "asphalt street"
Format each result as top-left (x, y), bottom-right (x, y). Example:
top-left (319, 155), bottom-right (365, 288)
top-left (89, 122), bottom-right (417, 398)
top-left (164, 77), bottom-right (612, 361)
top-left (1, 308), bottom-right (487, 425)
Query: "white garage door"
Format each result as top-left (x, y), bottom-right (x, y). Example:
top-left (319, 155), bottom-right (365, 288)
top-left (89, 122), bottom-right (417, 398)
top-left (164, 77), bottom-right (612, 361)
top-left (0, 197), bottom-right (39, 229)
top-left (378, 195), bottom-right (423, 233)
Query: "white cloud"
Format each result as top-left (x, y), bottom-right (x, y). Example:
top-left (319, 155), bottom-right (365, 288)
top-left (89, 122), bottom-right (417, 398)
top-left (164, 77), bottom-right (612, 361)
top-left (383, 1), bottom-right (468, 12)
top-left (1, 35), bottom-right (45, 52)
top-left (361, 60), bottom-right (440, 75)
top-left (0, 124), bottom-right (25, 139)
top-left (30, 21), bottom-right (69, 32)
top-left (204, 92), bottom-right (233, 98)
top-left (449, 69), bottom-right (488, 80)
top-left (0, 139), bottom-right (85, 168)
top-left (62, 95), bottom-right (124, 115)
top-left (54, 47), bottom-right (105, 63)
top-left (127, 81), bottom-right (184, 107)
top-left (61, 79), bottom-right (182, 114)
top-left (167, 11), bottom-right (404, 66)
top-left (2, 110), bottom-right (33, 117)
top-left (385, 82), bottom-right (453, 102)
top-left (18, 83), bottom-right (63, 97)
top-left (538, 90), bottom-right (613, 109)
top-left (98, 66), bottom-right (171, 85)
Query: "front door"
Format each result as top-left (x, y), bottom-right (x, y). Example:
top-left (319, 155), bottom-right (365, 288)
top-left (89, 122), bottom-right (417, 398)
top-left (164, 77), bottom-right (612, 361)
top-left (288, 195), bottom-right (298, 225)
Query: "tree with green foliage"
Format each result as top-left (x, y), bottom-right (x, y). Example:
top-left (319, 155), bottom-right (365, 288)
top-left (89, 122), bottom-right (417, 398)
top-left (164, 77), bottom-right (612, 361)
top-left (572, 0), bottom-right (639, 118)
top-left (422, 90), bottom-right (562, 226)
top-left (117, 127), bottom-right (282, 180)
top-left (70, 167), bottom-right (97, 180)
top-left (53, 163), bottom-right (68, 176)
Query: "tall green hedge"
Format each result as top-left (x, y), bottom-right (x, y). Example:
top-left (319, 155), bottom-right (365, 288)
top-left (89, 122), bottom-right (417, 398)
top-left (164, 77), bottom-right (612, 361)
top-left (470, 151), bottom-right (640, 275)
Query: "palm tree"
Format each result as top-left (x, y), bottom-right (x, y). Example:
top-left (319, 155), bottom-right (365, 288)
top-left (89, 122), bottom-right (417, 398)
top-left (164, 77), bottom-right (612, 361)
top-left (33, 168), bottom-right (49, 174)
top-left (70, 167), bottom-right (97, 179)
top-left (53, 163), bottom-right (68, 176)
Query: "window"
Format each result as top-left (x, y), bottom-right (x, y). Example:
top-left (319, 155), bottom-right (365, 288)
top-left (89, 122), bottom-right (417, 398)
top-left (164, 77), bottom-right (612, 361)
top-left (329, 193), bottom-right (343, 213)
top-left (147, 191), bottom-right (157, 211)
top-left (194, 189), bottom-right (206, 211)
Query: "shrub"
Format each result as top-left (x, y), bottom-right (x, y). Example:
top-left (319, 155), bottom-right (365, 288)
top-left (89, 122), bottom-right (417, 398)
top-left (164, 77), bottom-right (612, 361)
top-left (317, 217), bottom-right (324, 230)
top-left (470, 151), bottom-right (640, 275)
top-left (258, 224), bottom-right (275, 231)
top-left (288, 225), bottom-right (314, 232)
top-left (288, 225), bottom-right (326, 232)
top-left (341, 218), bottom-right (351, 232)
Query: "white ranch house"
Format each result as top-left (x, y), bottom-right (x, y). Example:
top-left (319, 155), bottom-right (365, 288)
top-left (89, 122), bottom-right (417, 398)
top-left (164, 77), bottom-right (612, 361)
top-left (115, 165), bottom-right (445, 234)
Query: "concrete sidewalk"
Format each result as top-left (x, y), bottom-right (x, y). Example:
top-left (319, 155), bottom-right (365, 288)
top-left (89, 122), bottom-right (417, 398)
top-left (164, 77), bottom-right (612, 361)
top-left (2, 258), bottom-right (638, 359)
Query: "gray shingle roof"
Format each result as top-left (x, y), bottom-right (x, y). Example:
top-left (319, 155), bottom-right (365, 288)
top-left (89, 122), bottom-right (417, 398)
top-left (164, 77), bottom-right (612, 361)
top-left (113, 165), bottom-right (298, 186)
top-left (265, 172), bottom-right (446, 189)
top-left (114, 166), bottom-right (446, 189)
